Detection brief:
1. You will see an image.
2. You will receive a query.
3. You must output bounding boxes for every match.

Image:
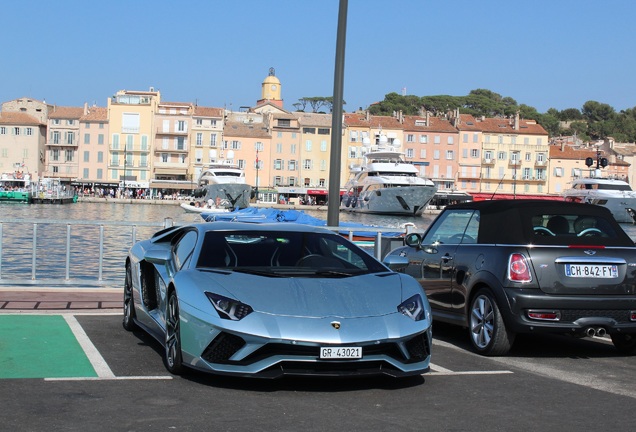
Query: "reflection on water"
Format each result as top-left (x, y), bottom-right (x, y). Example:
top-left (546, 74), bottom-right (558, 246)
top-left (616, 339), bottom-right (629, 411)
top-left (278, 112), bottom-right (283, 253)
top-left (1, 202), bottom-right (635, 284)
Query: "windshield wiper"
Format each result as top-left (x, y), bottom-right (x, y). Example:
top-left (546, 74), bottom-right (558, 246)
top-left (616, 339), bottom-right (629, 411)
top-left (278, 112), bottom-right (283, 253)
top-left (231, 268), bottom-right (285, 278)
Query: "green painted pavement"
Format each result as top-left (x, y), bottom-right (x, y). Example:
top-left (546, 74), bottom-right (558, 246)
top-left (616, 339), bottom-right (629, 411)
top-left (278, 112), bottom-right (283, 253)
top-left (0, 315), bottom-right (97, 379)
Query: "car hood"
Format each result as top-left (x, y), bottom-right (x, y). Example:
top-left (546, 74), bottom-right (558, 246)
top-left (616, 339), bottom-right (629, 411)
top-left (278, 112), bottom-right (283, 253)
top-left (191, 270), bottom-right (403, 318)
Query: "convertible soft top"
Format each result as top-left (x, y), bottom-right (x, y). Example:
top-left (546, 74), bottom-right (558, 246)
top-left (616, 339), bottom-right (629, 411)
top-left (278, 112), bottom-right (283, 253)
top-left (444, 199), bottom-right (633, 246)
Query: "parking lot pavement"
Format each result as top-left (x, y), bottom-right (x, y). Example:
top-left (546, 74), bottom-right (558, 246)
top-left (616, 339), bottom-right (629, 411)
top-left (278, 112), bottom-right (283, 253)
top-left (0, 288), bottom-right (122, 312)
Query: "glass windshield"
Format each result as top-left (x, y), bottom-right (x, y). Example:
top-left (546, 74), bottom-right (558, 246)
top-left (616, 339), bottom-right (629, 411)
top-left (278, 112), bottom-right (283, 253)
top-left (197, 230), bottom-right (387, 274)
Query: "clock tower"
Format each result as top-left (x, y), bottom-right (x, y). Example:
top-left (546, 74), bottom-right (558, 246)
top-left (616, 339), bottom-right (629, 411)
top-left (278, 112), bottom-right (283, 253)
top-left (257, 67), bottom-right (283, 108)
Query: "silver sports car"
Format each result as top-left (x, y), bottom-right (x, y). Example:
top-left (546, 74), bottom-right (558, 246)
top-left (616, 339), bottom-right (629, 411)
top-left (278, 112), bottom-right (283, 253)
top-left (123, 222), bottom-right (432, 378)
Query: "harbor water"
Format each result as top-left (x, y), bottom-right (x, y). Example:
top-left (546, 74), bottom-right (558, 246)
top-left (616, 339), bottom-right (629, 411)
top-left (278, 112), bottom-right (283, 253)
top-left (0, 202), bottom-right (437, 283)
top-left (1, 201), bottom-right (635, 284)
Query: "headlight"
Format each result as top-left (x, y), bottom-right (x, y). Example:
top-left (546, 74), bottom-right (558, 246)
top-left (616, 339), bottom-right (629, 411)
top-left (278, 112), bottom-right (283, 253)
top-left (205, 292), bottom-right (253, 321)
top-left (398, 294), bottom-right (424, 321)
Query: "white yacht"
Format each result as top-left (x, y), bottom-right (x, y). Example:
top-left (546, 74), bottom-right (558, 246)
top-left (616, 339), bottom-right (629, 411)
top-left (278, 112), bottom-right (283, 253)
top-left (189, 156), bottom-right (252, 211)
top-left (341, 137), bottom-right (436, 216)
top-left (563, 177), bottom-right (636, 223)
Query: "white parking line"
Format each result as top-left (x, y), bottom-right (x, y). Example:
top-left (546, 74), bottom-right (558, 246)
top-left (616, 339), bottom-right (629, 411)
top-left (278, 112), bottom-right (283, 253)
top-left (45, 376), bottom-right (173, 381)
top-left (63, 314), bottom-right (115, 379)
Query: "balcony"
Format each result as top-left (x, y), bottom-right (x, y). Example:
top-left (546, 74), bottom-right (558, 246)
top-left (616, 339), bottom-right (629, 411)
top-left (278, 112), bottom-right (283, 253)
top-left (535, 160), bottom-right (547, 166)
top-left (46, 141), bottom-right (77, 147)
top-left (154, 146), bottom-right (188, 154)
top-left (508, 160), bottom-right (521, 167)
top-left (482, 158), bottom-right (494, 165)
top-left (156, 127), bottom-right (188, 136)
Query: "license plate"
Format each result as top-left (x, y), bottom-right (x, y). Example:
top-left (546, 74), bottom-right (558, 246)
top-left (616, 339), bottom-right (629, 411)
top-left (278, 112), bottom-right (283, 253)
top-left (565, 264), bottom-right (618, 278)
top-left (319, 347), bottom-right (362, 359)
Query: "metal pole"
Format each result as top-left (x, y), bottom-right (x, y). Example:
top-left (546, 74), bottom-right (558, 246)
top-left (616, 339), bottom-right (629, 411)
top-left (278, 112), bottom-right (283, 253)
top-left (65, 224), bottom-right (71, 280)
top-left (327, 0), bottom-right (348, 227)
top-left (98, 225), bottom-right (104, 281)
top-left (0, 223), bottom-right (3, 279)
top-left (32, 223), bottom-right (37, 280)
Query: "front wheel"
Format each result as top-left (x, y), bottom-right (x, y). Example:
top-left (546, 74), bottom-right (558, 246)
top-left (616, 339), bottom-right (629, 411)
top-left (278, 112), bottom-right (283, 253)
top-left (122, 263), bottom-right (138, 331)
top-left (468, 289), bottom-right (515, 356)
top-left (611, 333), bottom-right (636, 355)
top-left (164, 291), bottom-right (184, 375)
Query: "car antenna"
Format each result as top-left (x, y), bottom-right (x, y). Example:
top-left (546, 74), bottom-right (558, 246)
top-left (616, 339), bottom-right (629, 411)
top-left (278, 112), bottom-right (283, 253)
top-left (490, 175), bottom-right (505, 200)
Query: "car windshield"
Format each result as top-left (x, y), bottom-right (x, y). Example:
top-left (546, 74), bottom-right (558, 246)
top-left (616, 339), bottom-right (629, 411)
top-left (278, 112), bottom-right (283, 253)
top-left (196, 230), bottom-right (387, 275)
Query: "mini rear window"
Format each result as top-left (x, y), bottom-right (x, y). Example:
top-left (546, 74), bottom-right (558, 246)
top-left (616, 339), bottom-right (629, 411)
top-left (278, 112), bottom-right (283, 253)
top-left (531, 213), bottom-right (623, 244)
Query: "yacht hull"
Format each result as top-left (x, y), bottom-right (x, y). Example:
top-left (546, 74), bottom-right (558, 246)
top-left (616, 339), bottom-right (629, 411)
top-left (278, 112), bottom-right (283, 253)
top-left (194, 183), bottom-right (253, 210)
top-left (340, 185), bottom-right (436, 216)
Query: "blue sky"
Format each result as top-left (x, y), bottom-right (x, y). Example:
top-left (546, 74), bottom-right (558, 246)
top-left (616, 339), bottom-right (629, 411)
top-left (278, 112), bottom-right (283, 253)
top-left (2, 0), bottom-right (634, 114)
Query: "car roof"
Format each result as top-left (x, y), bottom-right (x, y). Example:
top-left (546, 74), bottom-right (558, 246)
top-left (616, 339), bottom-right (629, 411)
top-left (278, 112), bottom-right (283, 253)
top-left (442, 199), bottom-right (631, 245)
top-left (444, 199), bottom-right (614, 216)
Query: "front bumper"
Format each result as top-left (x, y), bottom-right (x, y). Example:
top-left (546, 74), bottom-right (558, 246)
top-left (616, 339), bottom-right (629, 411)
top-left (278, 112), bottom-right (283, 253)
top-left (178, 302), bottom-right (432, 378)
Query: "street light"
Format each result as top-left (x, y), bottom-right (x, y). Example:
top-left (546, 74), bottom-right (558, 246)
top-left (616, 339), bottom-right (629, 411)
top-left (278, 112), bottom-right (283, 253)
top-left (123, 150), bottom-right (127, 194)
top-left (255, 144), bottom-right (259, 203)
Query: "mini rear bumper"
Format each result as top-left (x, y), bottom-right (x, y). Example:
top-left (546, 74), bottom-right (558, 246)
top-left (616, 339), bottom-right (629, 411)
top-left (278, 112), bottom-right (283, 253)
top-left (502, 289), bottom-right (636, 335)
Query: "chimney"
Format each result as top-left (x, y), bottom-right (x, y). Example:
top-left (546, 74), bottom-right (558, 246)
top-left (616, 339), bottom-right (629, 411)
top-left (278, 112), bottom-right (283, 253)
top-left (366, 110), bottom-right (370, 122)
top-left (514, 112), bottom-right (520, 130)
top-left (84, 102), bottom-right (89, 115)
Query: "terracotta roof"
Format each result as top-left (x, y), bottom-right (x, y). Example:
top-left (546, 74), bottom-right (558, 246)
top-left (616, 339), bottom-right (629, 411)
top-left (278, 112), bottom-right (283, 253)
top-left (343, 113), bottom-right (403, 129)
top-left (549, 144), bottom-right (597, 160)
top-left (0, 112), bottom-right (42, 125)
top-left (476, 116), bottom-right (547, 135)
top-left (455, 114), bottom-right (482, 131)
top-left (159, 101), bottom-right (192, 107)
top-left (402, 115), bottom-right (457, 133)
top-left (223, 121), bottom-right (270, 139)
top-left (193, 106), bottom-right (223, 117)
top-left (80, 107), bottom-right (107, 122)
top-left (295, 112), bottom-right (332, 127)
top-left (48, 106), bottom-right (85, 119)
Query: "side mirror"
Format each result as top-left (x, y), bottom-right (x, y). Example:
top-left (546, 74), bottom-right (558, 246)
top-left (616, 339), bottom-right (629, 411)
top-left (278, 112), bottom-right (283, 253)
top-left (383, 254), bottom-right (409, 272)
top-left (144, 248), bottom-right (171, 265)
top-left (404, 233), bottom-right (422, 247)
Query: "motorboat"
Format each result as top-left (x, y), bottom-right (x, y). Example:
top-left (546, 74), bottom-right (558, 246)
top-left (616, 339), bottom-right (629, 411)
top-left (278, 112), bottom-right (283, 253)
top-left (563, 177), bottom-right (636, 223)
top-left (190, 157), bottom-right (252, 211)
top-left (340, 136), bottom-right (436, 216)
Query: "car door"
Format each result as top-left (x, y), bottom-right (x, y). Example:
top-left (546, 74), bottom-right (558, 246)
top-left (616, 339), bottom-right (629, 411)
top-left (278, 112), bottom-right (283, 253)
top-left (416, 209), bottom-right (475, 315)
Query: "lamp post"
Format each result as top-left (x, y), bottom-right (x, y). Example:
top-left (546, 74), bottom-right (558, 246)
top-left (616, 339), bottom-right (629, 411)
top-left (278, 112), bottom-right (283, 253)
top-left (255, 145), bottom-right (259, 203)
top-left (123, 150), bottom-right (127, 196)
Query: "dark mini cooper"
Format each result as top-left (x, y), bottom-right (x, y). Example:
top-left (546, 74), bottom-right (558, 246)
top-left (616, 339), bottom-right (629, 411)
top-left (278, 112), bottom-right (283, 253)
top-left (387, 199), bottom-right (636, 355)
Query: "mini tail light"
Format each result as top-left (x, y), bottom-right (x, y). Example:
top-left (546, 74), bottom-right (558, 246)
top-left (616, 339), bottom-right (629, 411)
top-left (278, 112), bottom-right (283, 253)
top-left (630, 311), bottom-right (636, 322)
top-left (508, 253), bottom-right (532, 283)
top-left (527, 310), bottom-right (561, 321)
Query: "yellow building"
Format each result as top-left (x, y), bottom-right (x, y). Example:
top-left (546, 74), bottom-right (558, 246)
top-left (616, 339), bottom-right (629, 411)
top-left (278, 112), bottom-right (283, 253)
top-left (107, 89), bottom-right (159, 191)
top-left (461, 113), bottom-right (550, 199)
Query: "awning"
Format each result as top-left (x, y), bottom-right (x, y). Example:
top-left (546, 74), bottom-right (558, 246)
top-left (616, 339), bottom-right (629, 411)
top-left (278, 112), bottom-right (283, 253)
top-left (154, 168), bottom-right (187, 176)
top-left (150, 181), bottom-right (196, 190)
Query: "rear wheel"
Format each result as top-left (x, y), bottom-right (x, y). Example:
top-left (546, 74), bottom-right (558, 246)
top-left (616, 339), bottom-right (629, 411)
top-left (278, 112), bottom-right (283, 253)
top-left (164, 291), bottom-right (184, 375)
top-left (611, 333), bottom-right (636, 355)
top-left (122, 263), bottom-right (138, 331)
top-left (469, 289), bottom-right (515, 356)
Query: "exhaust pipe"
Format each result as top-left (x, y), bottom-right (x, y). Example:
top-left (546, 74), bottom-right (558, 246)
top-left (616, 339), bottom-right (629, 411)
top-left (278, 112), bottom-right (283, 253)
top-left (584, 327), bottom-right (607, 337)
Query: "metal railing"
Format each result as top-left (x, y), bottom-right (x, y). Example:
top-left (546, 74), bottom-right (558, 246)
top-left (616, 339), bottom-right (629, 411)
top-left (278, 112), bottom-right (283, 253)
top-left (0, 218), bottom-right (409, 289)
top-left (0, 218), bottom-right (174, 288)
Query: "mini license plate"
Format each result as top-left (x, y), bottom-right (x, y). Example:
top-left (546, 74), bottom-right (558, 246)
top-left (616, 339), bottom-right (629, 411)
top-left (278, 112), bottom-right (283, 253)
top-left (319, 347), bottom-right (362, 359)
top-left (565, 264), bottom-right (618, 278)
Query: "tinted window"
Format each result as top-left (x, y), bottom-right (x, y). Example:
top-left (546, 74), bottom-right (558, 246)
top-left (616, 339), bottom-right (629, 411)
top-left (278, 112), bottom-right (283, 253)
top-left (532, 212), bottom-right (620, 243)
top-left (423, 210), bottom-right (477, 244)
top-left (174, 231), bottom-right (197, 270)
top-left (197, 230), bottom-right (386, 273)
